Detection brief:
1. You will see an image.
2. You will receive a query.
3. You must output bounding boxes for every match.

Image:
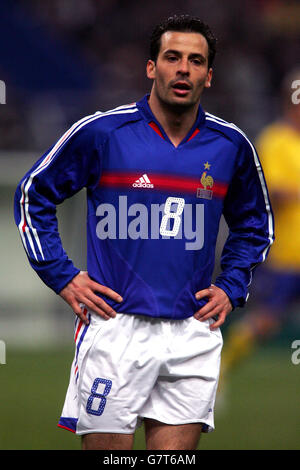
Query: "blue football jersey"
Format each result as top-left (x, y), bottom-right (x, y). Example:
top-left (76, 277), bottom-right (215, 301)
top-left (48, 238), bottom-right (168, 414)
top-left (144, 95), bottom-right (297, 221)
top-left (14, 95), bottom-right (274, 319)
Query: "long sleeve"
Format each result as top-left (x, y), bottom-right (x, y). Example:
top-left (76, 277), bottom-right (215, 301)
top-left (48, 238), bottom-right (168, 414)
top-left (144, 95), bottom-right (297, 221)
top-left (14, 116), bottom-right (101, 294)
top-left (214, 136), bottom-right (275, 309)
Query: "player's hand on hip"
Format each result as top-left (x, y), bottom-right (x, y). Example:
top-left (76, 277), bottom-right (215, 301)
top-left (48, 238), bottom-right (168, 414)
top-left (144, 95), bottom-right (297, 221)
top-left (59, 271), bottom-right (123, 324)
top-left (194, 285), bottom-right (232, 330)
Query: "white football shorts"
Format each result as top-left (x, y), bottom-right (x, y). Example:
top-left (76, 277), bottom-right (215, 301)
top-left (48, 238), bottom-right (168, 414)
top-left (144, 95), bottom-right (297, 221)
top-left (58, 310), bottom-right (223, 435)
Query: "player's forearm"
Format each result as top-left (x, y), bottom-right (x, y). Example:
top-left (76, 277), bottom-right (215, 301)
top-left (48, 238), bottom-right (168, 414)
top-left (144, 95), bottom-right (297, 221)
top-left (14, 178), bottom-right (80, 293)
top-left (214, 267), bottom-right (250, 310)
top-left (28, 255), bottom-right (81, 294)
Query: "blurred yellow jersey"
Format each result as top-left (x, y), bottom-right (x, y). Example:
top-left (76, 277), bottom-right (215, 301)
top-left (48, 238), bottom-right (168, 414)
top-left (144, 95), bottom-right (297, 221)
top-left (256, 122), bottom-right (300, 270)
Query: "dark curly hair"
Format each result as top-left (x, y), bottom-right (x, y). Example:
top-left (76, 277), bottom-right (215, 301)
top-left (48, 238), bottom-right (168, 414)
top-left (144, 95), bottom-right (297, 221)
top-left (150, 14), bottom-right (217, 69)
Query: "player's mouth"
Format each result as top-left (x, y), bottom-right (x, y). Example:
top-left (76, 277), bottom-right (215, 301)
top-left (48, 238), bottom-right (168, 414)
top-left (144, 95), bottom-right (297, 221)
top-left (171, 81), bottom-right (192, 96)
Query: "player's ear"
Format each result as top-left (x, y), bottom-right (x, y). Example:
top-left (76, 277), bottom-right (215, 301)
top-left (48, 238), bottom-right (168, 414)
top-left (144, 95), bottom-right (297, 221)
top-left (146, 60), bottom-right (156, 80)
top-left (205, 68), bottom-right (213, 88)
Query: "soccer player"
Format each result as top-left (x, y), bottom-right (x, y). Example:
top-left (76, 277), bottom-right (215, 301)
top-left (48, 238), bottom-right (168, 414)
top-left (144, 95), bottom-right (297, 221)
top-left (14, 15), bottom-right (274, 450)
top-left (220, 68), bottom-right (300, 385)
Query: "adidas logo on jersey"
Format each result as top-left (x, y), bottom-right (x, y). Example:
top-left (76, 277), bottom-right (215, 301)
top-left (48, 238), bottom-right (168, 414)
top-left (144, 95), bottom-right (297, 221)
top-left (132, 174), bottom-right (154, 188)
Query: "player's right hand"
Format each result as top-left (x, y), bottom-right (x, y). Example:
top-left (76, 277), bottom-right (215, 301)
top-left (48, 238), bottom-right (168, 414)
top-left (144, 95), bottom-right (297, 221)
top-left (59, 271), bottom-right (123, 324)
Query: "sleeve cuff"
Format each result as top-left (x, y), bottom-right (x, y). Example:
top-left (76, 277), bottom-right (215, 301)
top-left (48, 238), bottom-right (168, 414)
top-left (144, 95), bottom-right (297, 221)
top-left (214, 273), bottom-right (248, 310)
top-left (28, 256), bottom-right (80, 294)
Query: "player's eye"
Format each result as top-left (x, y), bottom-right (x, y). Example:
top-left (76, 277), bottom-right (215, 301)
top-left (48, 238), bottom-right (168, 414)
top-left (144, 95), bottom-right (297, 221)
top-left (166, 55), bottom-right (178, 62)
top-left (191, 58), bottom-right (204, 66)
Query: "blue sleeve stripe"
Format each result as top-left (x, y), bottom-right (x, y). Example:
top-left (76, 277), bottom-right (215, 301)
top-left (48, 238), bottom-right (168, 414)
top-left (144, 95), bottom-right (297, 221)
top-left (18, 105), bottom-right (138, 262)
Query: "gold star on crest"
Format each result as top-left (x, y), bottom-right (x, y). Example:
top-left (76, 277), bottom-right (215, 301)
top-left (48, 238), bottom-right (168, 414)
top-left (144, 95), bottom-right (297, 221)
top-left (204, 161), bottom-right (211, 170)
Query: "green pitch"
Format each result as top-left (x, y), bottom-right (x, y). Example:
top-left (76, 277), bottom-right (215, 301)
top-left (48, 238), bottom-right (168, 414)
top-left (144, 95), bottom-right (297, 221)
top-left (0, 345), bottom-right (299, 450)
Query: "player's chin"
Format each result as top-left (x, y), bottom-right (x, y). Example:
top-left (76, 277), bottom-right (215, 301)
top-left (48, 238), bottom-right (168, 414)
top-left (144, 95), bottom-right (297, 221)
top-left (168, 96), bottom-right (196, 111)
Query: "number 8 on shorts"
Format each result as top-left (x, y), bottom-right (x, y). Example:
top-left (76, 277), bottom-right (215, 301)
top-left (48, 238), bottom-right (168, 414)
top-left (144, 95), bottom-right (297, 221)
top-left (86, 378), bottom-right (112, 416)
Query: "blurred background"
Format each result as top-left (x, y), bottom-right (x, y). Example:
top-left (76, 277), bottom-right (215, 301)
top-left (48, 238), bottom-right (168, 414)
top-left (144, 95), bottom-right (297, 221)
top-left (0, 0), bottom-right (300, 450)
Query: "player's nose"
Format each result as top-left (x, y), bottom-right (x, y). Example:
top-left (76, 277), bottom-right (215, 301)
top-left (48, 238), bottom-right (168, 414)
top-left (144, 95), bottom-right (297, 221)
top-left (176, 58), bottom-right (190, 75)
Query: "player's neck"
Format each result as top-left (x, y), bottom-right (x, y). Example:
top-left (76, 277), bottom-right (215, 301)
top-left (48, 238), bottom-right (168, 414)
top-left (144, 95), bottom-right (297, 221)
top-left (148, 92), bottom-right (199, 147)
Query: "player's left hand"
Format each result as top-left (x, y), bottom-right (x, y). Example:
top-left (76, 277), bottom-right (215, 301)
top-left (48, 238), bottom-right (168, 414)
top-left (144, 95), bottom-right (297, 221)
top-left (194, 285), bottom-right (232, 330)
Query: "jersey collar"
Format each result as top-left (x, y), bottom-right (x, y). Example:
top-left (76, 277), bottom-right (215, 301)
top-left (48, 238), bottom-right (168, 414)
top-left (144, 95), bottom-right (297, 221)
top-left (136, 93), bottom-right (206, 146)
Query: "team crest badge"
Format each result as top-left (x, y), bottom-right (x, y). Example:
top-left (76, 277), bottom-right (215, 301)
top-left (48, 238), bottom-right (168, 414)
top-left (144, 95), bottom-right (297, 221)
top-left (197, 162), bottom-right (214, 199)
